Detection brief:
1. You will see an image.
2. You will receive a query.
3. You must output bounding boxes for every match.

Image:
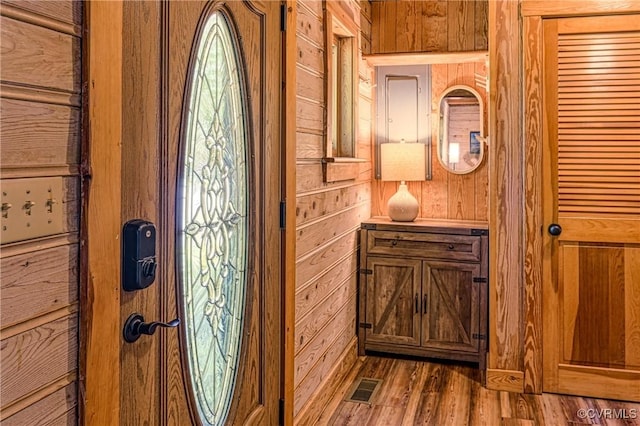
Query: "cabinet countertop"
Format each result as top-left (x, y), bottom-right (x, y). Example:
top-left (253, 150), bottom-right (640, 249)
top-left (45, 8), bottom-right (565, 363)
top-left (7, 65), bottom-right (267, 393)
top-left (362, 216), bottom-right (489, 233)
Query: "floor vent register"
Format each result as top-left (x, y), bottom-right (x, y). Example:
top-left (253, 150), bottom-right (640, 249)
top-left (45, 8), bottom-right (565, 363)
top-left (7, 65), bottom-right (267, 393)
top-left (344, 377), bottom-right (383, 405)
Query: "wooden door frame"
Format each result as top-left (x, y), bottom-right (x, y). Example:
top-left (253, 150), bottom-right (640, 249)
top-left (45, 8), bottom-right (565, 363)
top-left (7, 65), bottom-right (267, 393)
top-left (79, 1), bottom-right (122, 424)
top-left (80, 1), bottom-right (296, 424)
top-left (282, 1), bottom-right (297, 425)
top-left (521, 0), bottom-right (640, 395)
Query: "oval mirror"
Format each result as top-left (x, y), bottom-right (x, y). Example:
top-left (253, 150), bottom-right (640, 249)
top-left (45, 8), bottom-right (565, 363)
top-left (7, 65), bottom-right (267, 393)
top-left (437, 85), bottom-right (485, 174)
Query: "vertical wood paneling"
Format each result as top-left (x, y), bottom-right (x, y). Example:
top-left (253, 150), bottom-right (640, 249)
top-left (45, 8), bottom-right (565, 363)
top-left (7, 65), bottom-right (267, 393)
top-left (447, 1), bottom-right (475, 52)
top-left (382, 2), bottom-right (397, 53)
top-left (396, 1), bottom-right (417, 52)
top-left (424, 63), bottom-right (450, 218)
top-left (0, 0), bottom-right (82, 422)
top-left (488, 0), bottom-right (524, 387)
top-left (371, 0), bottom-right (487, 54)
top-left (294, 0), bottom-right (372, 421)
top-left (475, 1), bottom-right (488, 51)
top-left (422, 1), bottom-right (448, 53)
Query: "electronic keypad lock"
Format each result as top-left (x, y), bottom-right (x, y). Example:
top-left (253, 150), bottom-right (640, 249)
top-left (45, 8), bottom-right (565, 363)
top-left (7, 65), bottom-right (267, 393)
top-left (122, 219), bottom-right (157, 291)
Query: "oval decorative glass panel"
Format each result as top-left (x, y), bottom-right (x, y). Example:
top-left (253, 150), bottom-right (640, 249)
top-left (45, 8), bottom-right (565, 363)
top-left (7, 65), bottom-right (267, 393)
top-left (178, 10), bottom-right (248, 426)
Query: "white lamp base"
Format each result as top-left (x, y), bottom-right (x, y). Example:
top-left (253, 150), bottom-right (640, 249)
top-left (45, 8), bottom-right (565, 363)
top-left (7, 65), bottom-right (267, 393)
top-left (387, 183), bottom-right (419, 222)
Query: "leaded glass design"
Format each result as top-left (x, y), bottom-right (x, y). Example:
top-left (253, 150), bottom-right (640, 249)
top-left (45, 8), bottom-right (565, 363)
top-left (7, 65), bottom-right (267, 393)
top-left (178, 11), bottom-right (247, 426)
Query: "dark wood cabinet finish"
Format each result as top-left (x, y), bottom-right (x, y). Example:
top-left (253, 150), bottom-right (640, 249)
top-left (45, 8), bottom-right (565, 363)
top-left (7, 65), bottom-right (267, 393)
top-left (358, 217), bottom-right (489, 376)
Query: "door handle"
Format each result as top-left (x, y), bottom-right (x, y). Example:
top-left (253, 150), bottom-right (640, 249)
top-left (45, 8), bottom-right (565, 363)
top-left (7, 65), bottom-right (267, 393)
top-left (123, 313), bottom-right (179, 343)
top-left (423, 295), bottom-right (428, 315)
top-left (548, 223), bottom-right (562, 236)
top-left (415, 293), bottom-right (419, 314)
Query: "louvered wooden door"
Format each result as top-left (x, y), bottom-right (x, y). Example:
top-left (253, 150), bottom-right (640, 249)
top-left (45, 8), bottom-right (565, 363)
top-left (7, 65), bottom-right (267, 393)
top-left (542, 15), bottom-right (640, 401)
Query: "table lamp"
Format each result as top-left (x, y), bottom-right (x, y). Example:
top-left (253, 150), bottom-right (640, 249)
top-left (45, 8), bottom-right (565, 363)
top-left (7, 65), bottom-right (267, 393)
top-left (380, 142), bottom-right (426, 222)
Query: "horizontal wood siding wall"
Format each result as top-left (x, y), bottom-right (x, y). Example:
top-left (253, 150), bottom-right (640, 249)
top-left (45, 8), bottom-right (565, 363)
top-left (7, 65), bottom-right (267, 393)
top-left (294, 0), bottom-right (373, 420)
top-left (371, 0), bottom-right (487, 54)
top-left (0, 1), bottom-right (81, 423)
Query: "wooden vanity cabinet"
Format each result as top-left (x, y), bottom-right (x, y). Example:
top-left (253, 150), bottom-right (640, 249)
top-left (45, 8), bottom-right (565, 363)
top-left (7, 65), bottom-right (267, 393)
top-left (358, 217), bottom-right (489, 373)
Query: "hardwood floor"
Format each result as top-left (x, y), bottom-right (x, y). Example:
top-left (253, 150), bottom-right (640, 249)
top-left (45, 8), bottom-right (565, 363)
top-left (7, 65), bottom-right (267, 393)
top-left (316, 355), bottom-right (640, 425)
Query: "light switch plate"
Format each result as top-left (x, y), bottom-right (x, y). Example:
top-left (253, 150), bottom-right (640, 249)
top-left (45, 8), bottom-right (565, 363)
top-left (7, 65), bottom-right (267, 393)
top-left (1, 177), bottom-right (65, 244)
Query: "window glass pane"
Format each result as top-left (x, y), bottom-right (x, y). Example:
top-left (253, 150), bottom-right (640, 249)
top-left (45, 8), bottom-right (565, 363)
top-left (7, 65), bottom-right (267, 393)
top-left (178, 11), bottom-right (247, 426)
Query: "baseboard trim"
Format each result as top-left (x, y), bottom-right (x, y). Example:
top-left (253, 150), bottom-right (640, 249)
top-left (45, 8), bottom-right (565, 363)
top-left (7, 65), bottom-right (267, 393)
top-left (294, 337), bottom-right (358, 426)
top-left (486, 368), bottom-right (525, 393)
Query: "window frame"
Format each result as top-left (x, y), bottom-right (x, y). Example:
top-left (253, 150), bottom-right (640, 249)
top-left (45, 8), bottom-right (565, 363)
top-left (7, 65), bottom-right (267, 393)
top-left (322, 1), bottom-right (364, 182)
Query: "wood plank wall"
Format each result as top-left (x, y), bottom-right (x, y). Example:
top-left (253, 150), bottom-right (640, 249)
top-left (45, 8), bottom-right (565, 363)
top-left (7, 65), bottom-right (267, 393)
top-left (0, 1), bottom-right (82, 423)
top-left (294, 0), bottom-right (373, 421)
top-left (370, 1), bottom-right (488, 221)
top-left (371, 0), bottom-right (487, 54)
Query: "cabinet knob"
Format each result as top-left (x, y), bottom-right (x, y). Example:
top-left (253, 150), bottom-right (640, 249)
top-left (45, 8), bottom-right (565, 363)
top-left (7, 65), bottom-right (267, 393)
top-left (391, 239), bottom-right (398, 246)
top-left (447, 244), bottom-right (455, 250)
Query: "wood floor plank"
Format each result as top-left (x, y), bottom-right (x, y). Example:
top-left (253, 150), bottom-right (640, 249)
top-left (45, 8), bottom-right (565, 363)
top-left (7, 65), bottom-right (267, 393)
top-left (317, 355), bottom-right (640, 426)
top-left (467, 371), bottom-right (502, 425)
top-left (373, 358), bottom-right (420, 409)
top-left (400, 362), bottom-right (429, 426)
top-left (413, 362), bottom-right (449, 424)
top-left (433, 365), bottom-right (472, 425)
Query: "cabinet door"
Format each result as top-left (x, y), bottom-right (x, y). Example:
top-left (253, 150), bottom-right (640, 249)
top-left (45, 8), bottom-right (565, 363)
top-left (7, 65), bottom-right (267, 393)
top-left (365, 257), bottom-right (421, 347)
top-left (422, 261), bottom-right (480, 353)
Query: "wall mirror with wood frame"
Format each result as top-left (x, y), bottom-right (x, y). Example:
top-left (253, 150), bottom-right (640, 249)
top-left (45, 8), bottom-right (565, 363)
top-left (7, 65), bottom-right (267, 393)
top-left (437, 85), bottom-right (485, 174)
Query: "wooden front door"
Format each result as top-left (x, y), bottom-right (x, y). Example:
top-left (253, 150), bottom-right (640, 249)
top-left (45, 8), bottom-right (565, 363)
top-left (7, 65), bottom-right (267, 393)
top-left (542, 14), bottom-right (640, 402)
top-left (119, 1), bottom-right (282, 424)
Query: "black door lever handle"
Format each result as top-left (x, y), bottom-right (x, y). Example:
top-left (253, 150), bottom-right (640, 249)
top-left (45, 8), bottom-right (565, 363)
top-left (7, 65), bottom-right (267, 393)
top-left (123, 313), bottom-right (180, 343)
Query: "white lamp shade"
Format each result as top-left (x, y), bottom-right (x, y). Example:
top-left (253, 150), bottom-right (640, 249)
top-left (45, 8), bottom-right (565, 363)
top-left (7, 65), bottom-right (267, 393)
top-left (380, 143), bottom-right (426, 181)
top-left (449, 143), bottom-right (460, 164)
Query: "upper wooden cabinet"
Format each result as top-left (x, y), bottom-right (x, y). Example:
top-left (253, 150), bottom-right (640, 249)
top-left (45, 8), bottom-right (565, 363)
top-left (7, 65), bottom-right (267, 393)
top-left (358, 217), bottom-right (489, 376)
